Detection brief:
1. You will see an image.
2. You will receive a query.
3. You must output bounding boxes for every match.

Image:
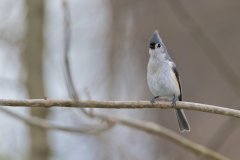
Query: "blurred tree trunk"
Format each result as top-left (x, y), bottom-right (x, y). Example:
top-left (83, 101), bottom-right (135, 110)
top-left (23, 1), bottom-right (51, 160)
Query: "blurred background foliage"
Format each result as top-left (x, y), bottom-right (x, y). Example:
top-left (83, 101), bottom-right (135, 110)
top-left (0, 0), bottom-right (240, 160)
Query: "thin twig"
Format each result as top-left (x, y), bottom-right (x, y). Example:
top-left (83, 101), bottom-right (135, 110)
top-left (0, 99), bottom-right (240, 118)
top-left (62, 0), bottom-right (77, 100)
top-left (62, 0), bottom-right (91, 117)
top-left (62, 0), bottom-right (113, 133)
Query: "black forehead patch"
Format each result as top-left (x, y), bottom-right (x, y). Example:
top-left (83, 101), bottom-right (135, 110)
top-left (149, 30), bottom-right (161, 44)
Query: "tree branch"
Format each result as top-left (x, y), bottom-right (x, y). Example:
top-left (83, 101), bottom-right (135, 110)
top-left (0, 99), bottom-right (239, 118)
top-left (0, 107), bottom-right (114, 134)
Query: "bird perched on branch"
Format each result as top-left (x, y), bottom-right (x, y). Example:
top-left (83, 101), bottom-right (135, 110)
top-left (147, 30), bottom-right (190, 132)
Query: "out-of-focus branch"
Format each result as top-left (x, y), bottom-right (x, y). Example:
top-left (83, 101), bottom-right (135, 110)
top-left (92, 112), bottom-right (229, 160)
top-left (62, 0), bottom-right (113, 134)
top-left (0, 107), bottom-right (113, 134)
top-left (62, 0), bottom-right (91, 117)
top-left (0, 105), bottom-right (230, 160)
top-left (23, 0), bottom-right (50, 159)
top-left (62, 0), bottom-right (78, 101)
top-left (0, 99), bottom-right (240, 118)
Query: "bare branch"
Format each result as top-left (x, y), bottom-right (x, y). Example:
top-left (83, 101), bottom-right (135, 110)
top-left (0, 107), bottom-right (114, 134)
top-left (0, 99), bottom-right (239, 118)
top-left (61, 0), bottom-right (114, 134)
top-left (62, 0), bottom-right (92, 117)
top-left (62, 0), bottom-right (76, 100)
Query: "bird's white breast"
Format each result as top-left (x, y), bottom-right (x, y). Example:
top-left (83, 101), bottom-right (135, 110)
top-left (147, 55), bottom-right (180, 99)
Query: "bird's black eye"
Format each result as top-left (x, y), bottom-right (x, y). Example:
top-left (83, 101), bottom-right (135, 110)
top-left (157, 43), bottom-right (161, 48)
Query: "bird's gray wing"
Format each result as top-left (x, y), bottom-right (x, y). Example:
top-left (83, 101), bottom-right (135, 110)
top-left (172, 65), bottom-right (182, 101)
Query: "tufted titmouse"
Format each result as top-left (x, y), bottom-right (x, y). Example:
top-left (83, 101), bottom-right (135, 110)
top-left (147, 30), bottom-right (190, 132)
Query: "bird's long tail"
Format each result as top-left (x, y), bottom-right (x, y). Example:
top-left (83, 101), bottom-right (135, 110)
top-left (175, 109), bottom-right (190, 132)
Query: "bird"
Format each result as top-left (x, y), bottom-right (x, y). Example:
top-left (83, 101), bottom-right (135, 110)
top-left (147, 30), bottom-right (190, 132)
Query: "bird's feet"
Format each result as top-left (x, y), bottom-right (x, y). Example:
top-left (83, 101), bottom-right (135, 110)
top-left (171, 95), bottom-right (177, 107)
top-left (150, 96), bottom-right (159, 104)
